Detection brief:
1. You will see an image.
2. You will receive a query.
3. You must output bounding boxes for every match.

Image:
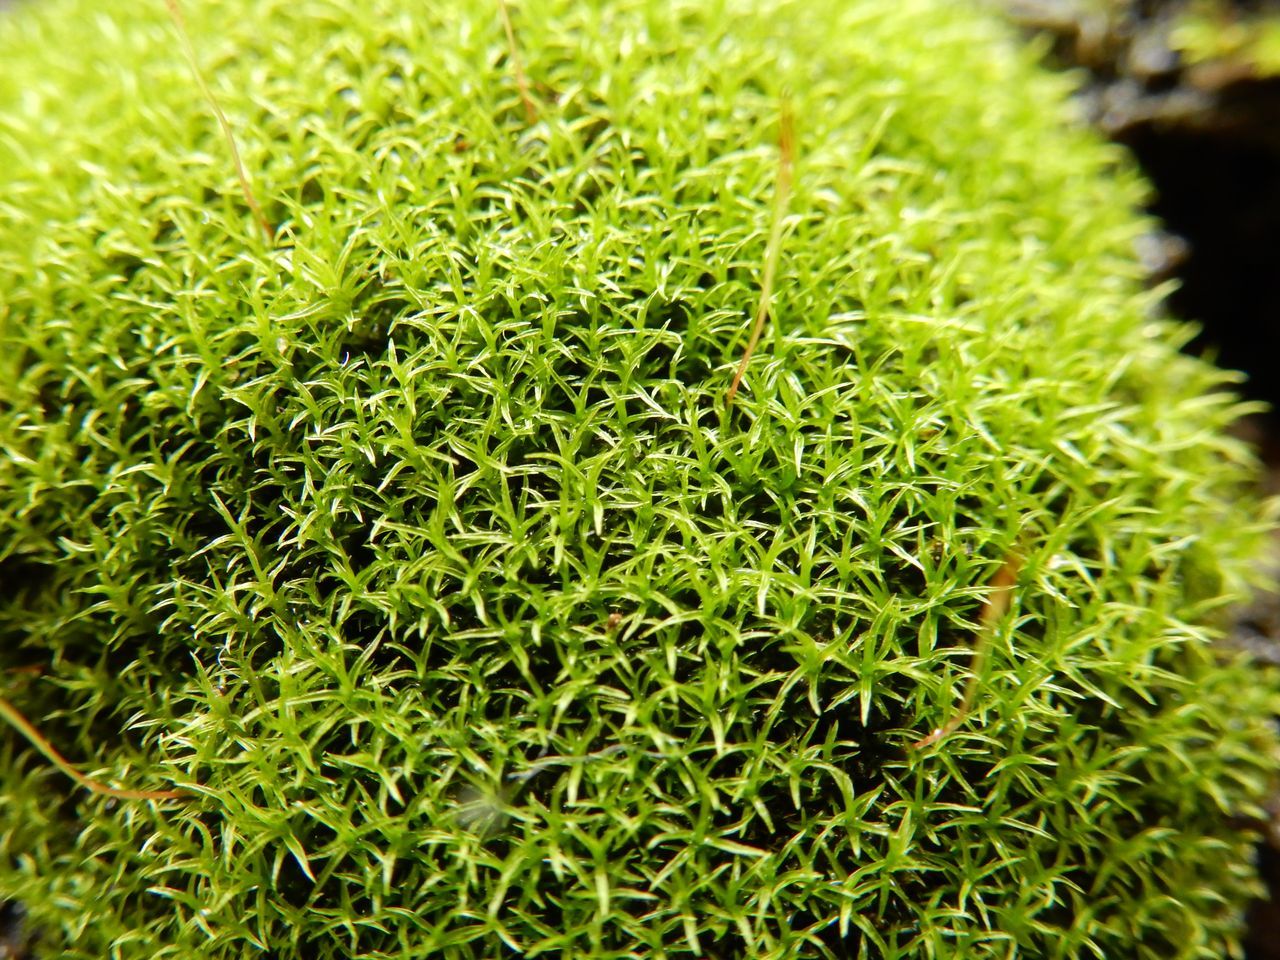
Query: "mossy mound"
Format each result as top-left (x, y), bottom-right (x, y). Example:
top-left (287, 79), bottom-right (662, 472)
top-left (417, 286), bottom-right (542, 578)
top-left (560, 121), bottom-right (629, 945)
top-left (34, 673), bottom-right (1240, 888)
top-left (0, 0), bottom-right (1276, 957)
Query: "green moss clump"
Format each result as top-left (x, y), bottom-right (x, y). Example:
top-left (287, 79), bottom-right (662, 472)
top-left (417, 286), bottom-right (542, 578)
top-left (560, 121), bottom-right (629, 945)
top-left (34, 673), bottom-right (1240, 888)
top-left (0, 0), bottom-right (1276, 957)
top-left (1171, 1), bottom-right (1280, 78)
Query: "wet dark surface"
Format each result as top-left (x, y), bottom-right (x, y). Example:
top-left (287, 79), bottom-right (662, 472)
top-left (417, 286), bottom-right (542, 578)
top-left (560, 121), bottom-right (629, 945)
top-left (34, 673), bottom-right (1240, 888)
top-left (0, 901), bottom-right (27, 960)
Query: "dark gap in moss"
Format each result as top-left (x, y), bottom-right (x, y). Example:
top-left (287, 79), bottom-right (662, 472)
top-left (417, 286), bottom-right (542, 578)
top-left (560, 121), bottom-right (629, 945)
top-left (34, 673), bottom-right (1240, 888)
top-left (350, 272), bottom-right (412, 327)
top-left (102, 252), bottom-right (147, 284)
top-left (0, 900), bottom-right (30, 959)
top-left (569, 173), bottom-right (604, 215)
top-left (0, 555), bottom-right (56, 608)
top-left (335, 322), bottom-right (392, 363)
top-left (338, 525), bottom-right (377, 577)
top-left (151, 214), bottom-right (181, 250)
top-left (800, 911), bottom-right (867, 958)
top-left (296, 173), bottom-right (326, 208)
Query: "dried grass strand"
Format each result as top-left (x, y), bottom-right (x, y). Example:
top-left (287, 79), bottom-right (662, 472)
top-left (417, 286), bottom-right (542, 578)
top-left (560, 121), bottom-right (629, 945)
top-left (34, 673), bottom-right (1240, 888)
top-left (163, 0), bottom-right (274, 243)
top-left (498, 0), bottom-right (537, 125)
top-left (0, 696), bottom-right (186, 801)
top-left (726, 99), bottom-right (795, 406)
top-left (911, 551), bottom-right (1023, 750)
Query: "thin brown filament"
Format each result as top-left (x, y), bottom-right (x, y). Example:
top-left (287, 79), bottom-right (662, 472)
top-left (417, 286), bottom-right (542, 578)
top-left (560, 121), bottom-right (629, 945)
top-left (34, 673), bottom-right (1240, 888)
top-left (498, 0), bottom-right (537, 125)
top-left (911, 552), bottom-right (1023, 750)
top-left (726, 99), bottom-right (795, 406)
top-left (163, 0), bottom-right (274, 243)
top-left (0, 697), bottom-right (185, 801)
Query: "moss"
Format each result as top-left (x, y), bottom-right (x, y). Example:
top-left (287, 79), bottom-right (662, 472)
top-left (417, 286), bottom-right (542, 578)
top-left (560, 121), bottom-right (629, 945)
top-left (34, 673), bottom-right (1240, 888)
top-left (1171, 2), bottom-right (1280, 79)
top-left (0, 0), bottom-right (1276, 957)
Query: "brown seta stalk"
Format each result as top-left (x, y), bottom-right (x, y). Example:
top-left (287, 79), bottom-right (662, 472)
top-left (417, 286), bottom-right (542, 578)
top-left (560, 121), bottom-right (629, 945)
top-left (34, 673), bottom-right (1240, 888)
top-left (497, 0), bottom-right (538, 125)
top-left (163, 0), bottom-right (274, 242)
top-left (0, 696), bottom-right (185, 801)
top-left (911, 552), bottom-right (1024, 750)
top-left (726, 99), bottom-right (795, 407)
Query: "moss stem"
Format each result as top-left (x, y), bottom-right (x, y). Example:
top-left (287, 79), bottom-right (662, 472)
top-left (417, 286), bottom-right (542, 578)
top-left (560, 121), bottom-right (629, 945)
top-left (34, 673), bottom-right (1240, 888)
top-left (911, 551), bottom-right (1023, 750)
top-left (163, 0), bottom-right (274, 243)
top-left (726, 98), bottom-right (794, 406)
top-left (0, 696), bottom-right (186, 802)
top-left (498, 0), bottom-right (538, 126)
